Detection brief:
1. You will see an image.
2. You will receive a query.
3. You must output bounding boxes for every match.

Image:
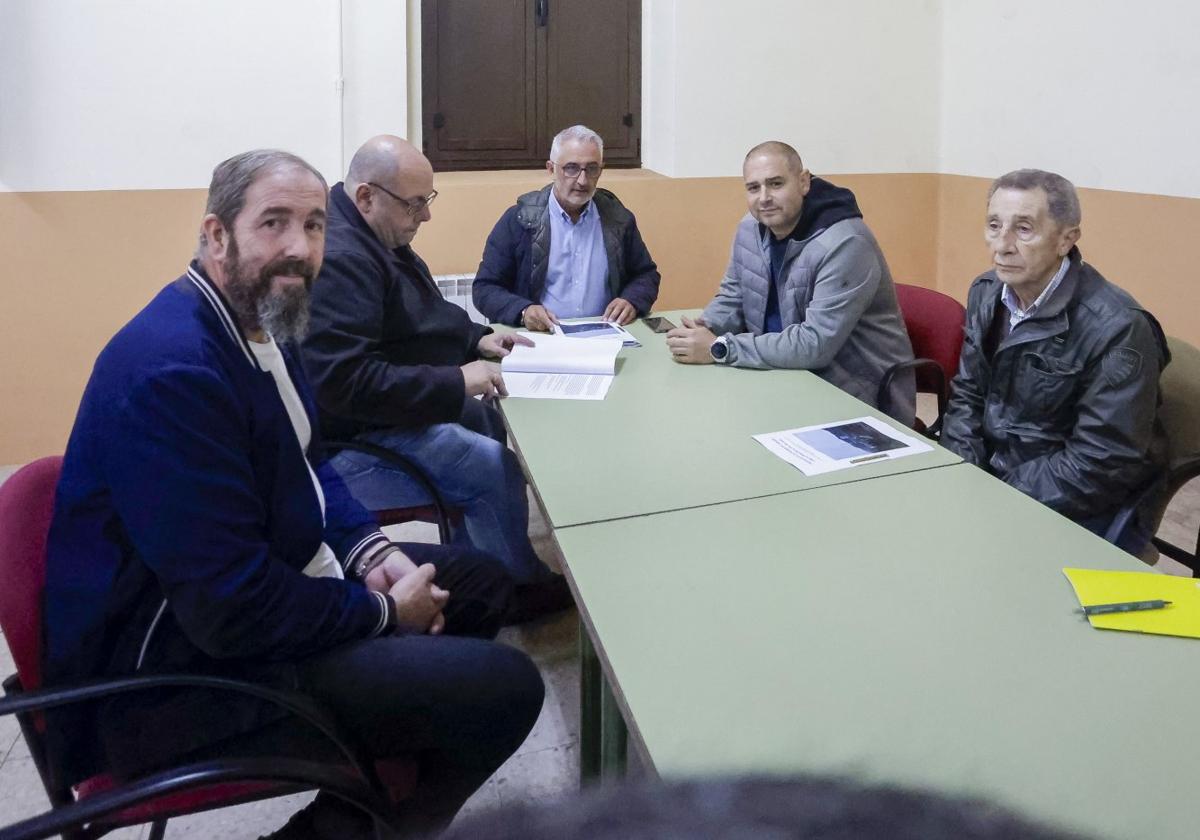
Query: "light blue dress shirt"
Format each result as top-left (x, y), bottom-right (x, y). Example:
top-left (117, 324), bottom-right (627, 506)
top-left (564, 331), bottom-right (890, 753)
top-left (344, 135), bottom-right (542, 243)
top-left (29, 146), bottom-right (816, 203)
top-left (541, 190), bottom-right (610, 318)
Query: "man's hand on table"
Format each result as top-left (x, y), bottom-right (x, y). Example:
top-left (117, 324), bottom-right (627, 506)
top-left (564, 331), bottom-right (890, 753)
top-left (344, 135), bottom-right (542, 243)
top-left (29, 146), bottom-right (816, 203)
top-left (666, 316), bottom-right (718, 364)
top-left (477, 332), bottom-right (534, 360)
top-left (602, 297), bottom-right (637, 326)
top-left (387, 563), bottom-right (450, 635)
top-left (521, 304), bottom-right (559, 332)
top-left (461, 360), bottom-right (508, 399)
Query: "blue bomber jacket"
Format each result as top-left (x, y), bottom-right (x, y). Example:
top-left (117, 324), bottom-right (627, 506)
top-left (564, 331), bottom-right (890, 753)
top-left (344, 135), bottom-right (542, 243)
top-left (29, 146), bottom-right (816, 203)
top-left (43, 265), bottom-right (394, 783)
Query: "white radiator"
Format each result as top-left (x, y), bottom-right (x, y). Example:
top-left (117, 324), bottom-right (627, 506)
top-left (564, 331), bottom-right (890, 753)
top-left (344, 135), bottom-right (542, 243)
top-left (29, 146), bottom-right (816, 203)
top-left (432, 273), bottom-right (488, 325)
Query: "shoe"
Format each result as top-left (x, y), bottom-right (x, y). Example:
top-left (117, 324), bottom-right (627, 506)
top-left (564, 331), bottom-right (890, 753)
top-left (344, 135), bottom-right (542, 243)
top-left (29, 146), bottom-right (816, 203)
top-left (258, 791), bottom-right (378, 839)
top-left (505, 574), bottom-right (575, 624)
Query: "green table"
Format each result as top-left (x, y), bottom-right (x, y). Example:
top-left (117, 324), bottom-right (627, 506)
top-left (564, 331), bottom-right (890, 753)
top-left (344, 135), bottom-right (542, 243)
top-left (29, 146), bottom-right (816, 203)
top-left (502, 312), bottom-right (960, 528)
top-left (558, 463), bottom-right (1197, 840)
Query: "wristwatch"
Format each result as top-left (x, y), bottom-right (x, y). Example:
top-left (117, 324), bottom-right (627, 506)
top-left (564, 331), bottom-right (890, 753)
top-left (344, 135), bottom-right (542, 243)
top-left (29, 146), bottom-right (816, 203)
top-left (710, 336), bottom-right (730, 363)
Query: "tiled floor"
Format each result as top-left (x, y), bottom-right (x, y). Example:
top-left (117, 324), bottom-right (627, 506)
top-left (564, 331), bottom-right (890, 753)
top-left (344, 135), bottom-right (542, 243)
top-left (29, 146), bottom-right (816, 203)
top-left (0, 455), bottom-right (1197, 837)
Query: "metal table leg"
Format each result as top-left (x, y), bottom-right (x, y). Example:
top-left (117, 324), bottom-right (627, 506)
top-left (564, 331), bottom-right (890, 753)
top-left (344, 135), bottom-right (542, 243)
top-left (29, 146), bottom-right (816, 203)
top-left (579, 619), bottom-right (602, 783)
top-left (579, 617), bottom-right (627, 783)
top-left (599, 669), bottom-right (628, 779)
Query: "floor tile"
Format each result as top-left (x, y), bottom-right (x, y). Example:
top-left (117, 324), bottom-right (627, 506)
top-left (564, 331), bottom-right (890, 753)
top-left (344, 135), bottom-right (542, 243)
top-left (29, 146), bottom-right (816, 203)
top-left (0, 757), bottom-right (53, 827)
top-left (156, 791), bottom-right (315, 838)
top-left (381, 520), bottom-right (440, 544)
top-left (7, 732), bottom-right (31, 761)
top-left (513, 654), bottom-right (579, 757)
top-left (492, 741), bottom-right (580, 809)
top-left (449, 777), bottom-right (502, 828)
top-left (0, 635), bottom-right (20, 761)
top-left (0, 758), bottom-right (145, 836)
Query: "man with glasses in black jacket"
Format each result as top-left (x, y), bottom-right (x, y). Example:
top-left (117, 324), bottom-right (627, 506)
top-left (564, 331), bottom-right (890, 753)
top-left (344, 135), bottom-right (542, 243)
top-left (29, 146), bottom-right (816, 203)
top-left (302, 136), bottom-right (570, 615)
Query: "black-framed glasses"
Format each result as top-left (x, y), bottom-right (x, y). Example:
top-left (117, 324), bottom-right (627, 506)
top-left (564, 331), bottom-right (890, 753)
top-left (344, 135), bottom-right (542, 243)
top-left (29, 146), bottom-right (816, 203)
top-left (555, 162), bottom-right (603, 180)
top-left (368, 182), bottom-right (438, 215)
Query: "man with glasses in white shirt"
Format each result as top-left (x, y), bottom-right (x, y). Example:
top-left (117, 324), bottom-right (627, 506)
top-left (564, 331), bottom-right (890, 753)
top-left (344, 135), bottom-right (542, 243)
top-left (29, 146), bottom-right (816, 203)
top-left (472, 124), bottom-right (661, 330)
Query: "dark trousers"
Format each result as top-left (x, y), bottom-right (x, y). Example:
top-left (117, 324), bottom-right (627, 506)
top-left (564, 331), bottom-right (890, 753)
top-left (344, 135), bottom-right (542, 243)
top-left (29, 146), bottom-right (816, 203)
top-left (115, 545), bottom-right (543, 834)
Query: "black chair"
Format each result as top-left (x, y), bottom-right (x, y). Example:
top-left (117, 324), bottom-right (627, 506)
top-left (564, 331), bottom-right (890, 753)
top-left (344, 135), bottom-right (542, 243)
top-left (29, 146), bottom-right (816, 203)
top-left (324, 439), bottom-right (458, 544)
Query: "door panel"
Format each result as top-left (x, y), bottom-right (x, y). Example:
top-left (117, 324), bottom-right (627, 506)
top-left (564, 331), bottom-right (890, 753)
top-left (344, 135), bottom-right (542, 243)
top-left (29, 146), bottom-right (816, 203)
top-left (422, 0), bottom-right (641, 170)
top-left (544, 0), bottom-right (640, 166)
top-left (422, 0), bottom-right (540, 167)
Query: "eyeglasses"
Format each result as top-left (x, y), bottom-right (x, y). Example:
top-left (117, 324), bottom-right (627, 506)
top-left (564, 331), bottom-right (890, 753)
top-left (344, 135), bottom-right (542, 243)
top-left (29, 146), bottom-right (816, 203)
top-left (555, 162), bottom-right (603, 180)
top-left (368, 182), bottom-right (438, 215)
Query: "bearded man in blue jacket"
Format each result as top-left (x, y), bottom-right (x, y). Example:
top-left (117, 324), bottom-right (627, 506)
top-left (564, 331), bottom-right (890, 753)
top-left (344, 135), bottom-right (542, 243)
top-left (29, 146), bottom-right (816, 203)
top-left (43, 150), bottom-right (543, 839)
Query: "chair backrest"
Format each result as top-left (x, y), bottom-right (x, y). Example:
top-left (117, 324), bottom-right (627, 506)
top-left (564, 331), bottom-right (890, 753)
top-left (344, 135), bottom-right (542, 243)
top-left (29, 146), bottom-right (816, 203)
top-left (895, 284), bottom-right (967, 390)
top-left (1161, 336), bottom-right (1200, 464)
top-left (0, 456), bottom-right (63, 692)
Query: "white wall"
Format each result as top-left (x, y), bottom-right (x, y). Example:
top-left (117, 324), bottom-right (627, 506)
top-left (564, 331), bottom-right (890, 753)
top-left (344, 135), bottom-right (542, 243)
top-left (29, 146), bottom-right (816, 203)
top-left (940, 0), bottom-right (1200, 198)
top-left (641, 0), bottom-right (943, 178)
top-left (340, 0), bottom-right (411, 174)
top-left (640, 0), bottom-right (678, 175)
top-left (0, 0), bottom-right (351, 191)
top-left (4, 1), bottom-right (1198, 196)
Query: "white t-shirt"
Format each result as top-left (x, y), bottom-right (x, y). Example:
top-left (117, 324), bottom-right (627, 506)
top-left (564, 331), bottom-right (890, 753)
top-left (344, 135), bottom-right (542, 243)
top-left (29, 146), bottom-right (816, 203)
top-left (248, 336), bottom-right (343, 579)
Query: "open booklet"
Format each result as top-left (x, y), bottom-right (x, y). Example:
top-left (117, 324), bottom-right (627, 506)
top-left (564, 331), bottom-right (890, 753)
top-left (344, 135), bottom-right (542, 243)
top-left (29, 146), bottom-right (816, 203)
top-left (753, 416), bottom-right (932, 476)
top-left (500, 333), bottom-right (623, 400)
top-left (552, 318), bottom-right (641, 347)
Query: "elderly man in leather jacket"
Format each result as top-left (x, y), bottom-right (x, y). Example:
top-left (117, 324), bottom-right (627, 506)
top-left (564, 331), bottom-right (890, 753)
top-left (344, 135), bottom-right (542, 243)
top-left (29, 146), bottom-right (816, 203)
top-left (941, 169), bottom-right (1169, 553)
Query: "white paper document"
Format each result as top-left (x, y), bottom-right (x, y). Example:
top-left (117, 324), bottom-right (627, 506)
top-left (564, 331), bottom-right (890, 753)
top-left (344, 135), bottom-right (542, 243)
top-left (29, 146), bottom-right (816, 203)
top-left (553, 318), bottom-right (641, 347)
top-left (753, 416), bottom-right (933, 476)
top-left (501, 333), bottom-right (622, 400)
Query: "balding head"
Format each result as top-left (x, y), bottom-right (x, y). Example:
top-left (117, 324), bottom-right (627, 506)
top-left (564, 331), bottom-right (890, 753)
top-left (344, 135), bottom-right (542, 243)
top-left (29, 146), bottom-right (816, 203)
top-left (744, 141), bottom-right (804, 175)
top-left (345, 135), bottom-right (436, 248)
top-left (742, 140), bottom-right (811, 239)
top-left (346, 135), bottom-right (430, 192)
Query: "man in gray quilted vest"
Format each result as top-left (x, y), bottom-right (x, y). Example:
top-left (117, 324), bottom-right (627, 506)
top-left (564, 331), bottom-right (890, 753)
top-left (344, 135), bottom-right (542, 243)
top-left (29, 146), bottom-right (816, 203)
top-left (666, 141), bottom-right (915, 424)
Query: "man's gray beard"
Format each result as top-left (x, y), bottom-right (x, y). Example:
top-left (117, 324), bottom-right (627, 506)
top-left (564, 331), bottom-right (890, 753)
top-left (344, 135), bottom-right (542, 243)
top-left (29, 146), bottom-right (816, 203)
top-left (256, 284), bottom-right (310, 343)
top-left (223, 235), bottom-right (313, 342)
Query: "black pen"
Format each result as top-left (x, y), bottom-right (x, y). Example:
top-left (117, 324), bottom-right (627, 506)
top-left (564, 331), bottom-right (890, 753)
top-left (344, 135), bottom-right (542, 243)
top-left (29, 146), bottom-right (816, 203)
top-left (1081, 599), bottom-right (1172, 616)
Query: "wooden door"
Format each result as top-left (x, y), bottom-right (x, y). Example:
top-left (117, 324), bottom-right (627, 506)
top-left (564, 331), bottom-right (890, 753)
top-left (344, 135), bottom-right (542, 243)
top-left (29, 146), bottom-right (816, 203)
top-left (542, 0), bottom-right (640, 166)
top-left (421, 0), bottom-right (541, 168)
top-left (422, 0), bottom-right (641, 170)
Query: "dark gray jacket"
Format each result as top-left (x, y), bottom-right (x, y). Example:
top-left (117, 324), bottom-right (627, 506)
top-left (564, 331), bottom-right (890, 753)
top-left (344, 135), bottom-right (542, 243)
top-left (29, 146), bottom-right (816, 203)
top-left (472, 184), bottom-right (661, 325)
top-left (941, 249), bottom-right (1169, 522)
top-left (702, 213), bottom-right (915, 423)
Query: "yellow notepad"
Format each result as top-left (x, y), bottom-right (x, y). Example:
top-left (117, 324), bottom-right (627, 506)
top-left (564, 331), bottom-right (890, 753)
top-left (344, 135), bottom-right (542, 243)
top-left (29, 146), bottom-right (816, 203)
top-left (1063, 568), bottom-right (1200, 639)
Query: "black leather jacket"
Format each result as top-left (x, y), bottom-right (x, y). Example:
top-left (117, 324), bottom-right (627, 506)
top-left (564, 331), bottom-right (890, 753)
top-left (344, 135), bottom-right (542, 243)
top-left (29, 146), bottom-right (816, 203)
top-left (941, 248), bottom-right (1169, 522)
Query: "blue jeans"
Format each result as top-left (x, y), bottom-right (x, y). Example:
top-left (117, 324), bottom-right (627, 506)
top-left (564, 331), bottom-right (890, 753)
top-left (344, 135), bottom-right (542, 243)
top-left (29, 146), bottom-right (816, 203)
top-left (330, 409), bottom-right (550, 584)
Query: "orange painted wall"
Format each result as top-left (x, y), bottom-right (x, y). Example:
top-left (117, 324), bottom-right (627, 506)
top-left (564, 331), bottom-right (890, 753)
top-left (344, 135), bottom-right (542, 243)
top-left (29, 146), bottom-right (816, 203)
top-left (1, 172), bottom-right (1193, 464)
top-left (935, 175), bottom-right (1200, 347)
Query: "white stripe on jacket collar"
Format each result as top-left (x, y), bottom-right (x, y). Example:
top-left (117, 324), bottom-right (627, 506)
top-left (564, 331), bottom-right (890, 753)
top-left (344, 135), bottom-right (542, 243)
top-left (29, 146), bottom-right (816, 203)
top-left (186, 265), bottom-right (261, 370)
